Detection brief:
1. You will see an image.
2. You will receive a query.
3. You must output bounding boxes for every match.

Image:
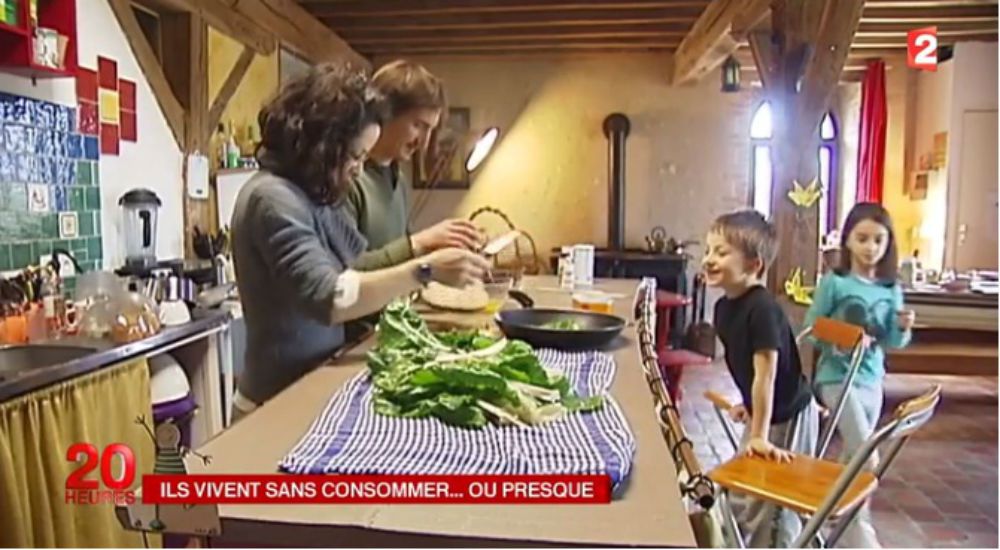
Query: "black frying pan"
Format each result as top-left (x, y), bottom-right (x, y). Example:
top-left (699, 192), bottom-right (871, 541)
top-left (494, 291), bottom-right (627, 351)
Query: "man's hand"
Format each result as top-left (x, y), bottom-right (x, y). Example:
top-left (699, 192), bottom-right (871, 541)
top-left (745, 437), bottom-right (794, 463)
top-left (896, 309), bottom-right (916, 331)
top-left (412, 219), bottom-right (483, 255)
top-left (425, 248), bottom-right (491, 288)
top-left (728, 404), bottom-right (750, 424)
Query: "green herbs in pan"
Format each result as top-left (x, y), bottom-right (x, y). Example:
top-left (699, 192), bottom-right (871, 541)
top-left (542, 319), bottom-right (584, 331)
top-left (368, 301), bottom-right (603, 429)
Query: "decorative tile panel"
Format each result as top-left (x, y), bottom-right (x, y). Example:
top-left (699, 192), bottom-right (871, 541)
top-left (0, 92), bottom-right (103, 274)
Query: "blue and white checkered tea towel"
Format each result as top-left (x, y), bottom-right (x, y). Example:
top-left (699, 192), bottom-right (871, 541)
top-left (279, 349), bottom-right (636, 489)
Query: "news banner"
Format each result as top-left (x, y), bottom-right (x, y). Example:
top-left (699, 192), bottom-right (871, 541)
top-left (140, 475), bottom-right (610, 504)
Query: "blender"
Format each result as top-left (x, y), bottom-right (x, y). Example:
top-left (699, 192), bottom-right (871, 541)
top-left (119, 188), bottom-right (161, 276)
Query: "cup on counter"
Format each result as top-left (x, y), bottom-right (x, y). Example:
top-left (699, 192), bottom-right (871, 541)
top-left (483, 270), bottom-right (516, 314)
top-left (572, 290), bottom-right (614, 315)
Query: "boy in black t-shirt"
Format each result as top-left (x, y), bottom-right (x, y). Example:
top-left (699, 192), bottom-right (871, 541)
top-left (702, 210), bottom-right (819, 547)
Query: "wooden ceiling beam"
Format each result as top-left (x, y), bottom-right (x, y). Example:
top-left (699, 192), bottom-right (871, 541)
top-left (206, 46), bottom-right (256, 146)
top-left (136, 0), bottom-right (276, 54)
top-left (859, 18), bottom-right (998, 31)
top-left (863, 4), bottom-right (999, 19)
top-left (671, 0), bottom-right (771, 85)
top-left (357, 41), bottom-right (679, 54)
top-left (342, 26), bottom-right (690, 44)
top-left (108, 0), bottom-right (185, 149)
top-left (219, 0), bottom-right (367, 67)
top-left (304, 0), bottom-right (709, 17)
top-left (323, 10), bottom-right (704, 32)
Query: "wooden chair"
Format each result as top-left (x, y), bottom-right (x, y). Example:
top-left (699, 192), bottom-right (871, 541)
top-left (706, 385), bottom-right (942, 548)
top-left (798, 317), bottom-right (867, 458)
top-left (707, 317), bottom-right (867, 459)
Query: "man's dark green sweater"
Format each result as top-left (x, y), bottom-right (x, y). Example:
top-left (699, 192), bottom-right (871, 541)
top-left (343, 161), bottom-right (416, 270)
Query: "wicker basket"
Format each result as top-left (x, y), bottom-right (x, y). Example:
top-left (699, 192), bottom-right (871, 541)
top-left (468, 206), bottom-right (546, 276)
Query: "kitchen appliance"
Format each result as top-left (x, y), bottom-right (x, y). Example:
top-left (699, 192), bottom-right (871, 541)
top-left (494, 291), bottom-right (625, 351)
top-left (119, 189), bottom-right (161, 275)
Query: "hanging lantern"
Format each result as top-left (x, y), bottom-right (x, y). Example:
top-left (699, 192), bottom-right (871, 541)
top-left (721, 56), bottom-right (741, 92)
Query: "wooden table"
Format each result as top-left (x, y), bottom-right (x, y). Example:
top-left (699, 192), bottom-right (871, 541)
top-left (164, 277), bottom-right (697, 547)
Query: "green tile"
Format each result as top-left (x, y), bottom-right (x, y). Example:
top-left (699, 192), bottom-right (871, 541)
top-left (93, 211), bottom-right (101, 236)
top-left (0, 184), bottom-right (28, 211)
top-left (93, 164), bottom-right (100, 186)
top-left (42, 213), bottom-right (59, 238)
top-left (0, 244), bottom-right (11, 271)
top-left (11, 242), bottom-right (33, 269)
top-left (63, 277), bottom-right (77, 296)
top-left (85, 187), bottom-right (101, 210)
top-left (32, 240), bottom-right (52, 262)
top-left (73, 249), bottom-right (88, 263)
top-left (0, 213), bottom-right (43, 240)
top-left (87, 236), bottom-right (102, 261)
top-left (69, 187), bottom-right (86, 211)
top-left (53, 239), bottom-right (70, 253)
top-left (76, 161), bottom-right (93, 185)
top-left (73, 238), bottom-right (88, 255)
top-left (78, 211), bottom-right (95, 236)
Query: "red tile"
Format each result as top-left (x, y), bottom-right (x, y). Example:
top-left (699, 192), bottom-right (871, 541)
top-left (119, 79), bottom-right (136, 110)
top-left (948, 516), bottom-right (998, 534)
top-left (98, 56), bottom-right (118, 90)
top-left (934, 498), bottom-right (982, 516)
top-left (920, 524), bottom-right (969, 543)
top-left (120, 110), bottom-right (136, 142)
top-left (76, 67), bottom-right (98, 102)
top-left (78, 101), bottom-right (99, 135)
top-left (100, 123), bottom-right (119, 155)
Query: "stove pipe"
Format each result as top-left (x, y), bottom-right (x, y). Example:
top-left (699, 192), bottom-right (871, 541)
top-left (603, 113), bottom-right (631, 251)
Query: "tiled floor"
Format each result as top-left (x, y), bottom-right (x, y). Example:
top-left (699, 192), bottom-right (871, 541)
top-left (678, 362), bottom-right (999, 548)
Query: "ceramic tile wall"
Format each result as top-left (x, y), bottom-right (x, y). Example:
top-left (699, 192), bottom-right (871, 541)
top-left (0, 91), bottom-right (103, 276)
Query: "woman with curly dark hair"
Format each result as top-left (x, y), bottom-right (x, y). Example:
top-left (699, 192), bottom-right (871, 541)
top-left (230, 64), bottom-right (489, 420)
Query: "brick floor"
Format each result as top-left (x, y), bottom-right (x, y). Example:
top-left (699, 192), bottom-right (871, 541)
top-left (679, 362), bottom-right (998, 548)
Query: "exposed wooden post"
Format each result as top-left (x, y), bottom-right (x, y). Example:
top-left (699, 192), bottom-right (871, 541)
top-left (754, 0), bottom-right (865, 311)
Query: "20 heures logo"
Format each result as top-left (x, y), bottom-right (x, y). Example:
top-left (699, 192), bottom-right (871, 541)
top-left (65, 443), bottom-right (137, 505)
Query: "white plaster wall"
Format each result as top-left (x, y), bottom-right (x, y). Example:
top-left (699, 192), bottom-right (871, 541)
top-left (0, 0), bottom-right (185, 268)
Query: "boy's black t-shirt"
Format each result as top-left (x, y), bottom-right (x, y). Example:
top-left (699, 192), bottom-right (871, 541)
top-left (714, 285), bottom-right (813, 424)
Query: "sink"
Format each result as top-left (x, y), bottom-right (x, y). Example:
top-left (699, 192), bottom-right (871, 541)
top-left (0, 345), bottom-right (97, 382)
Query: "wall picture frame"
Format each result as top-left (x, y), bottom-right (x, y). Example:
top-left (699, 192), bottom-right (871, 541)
top-left (413, 107), bottom-right (471, 190)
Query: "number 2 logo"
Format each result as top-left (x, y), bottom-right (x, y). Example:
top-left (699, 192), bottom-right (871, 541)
top-left (66, 443), bottom-right (136, 490)
top-left (908, 27), bottom-right (938, 71)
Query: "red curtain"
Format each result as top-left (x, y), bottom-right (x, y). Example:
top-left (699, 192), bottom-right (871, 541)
top-left (857, 59), bottom-right (887, 203)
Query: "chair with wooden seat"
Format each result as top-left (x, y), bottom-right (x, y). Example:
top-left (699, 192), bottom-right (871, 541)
top-left (706, 384), bottom-right (943, 548)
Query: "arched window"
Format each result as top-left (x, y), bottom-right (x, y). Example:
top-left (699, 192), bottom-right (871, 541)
top-left (749, 102), bottom-right (839, 240)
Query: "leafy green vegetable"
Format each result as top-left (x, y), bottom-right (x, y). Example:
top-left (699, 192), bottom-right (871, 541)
top-left (367, 300), bottom-right (604, 429)
top-left (542, 319), bottom-right (584, 331)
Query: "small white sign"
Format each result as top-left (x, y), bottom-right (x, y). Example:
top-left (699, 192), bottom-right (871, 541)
top-left (28, 184), bottom-right (50, 213)
top-left (186, 153), bottom-right (210, 200)
top-left (59, 212), bottom-right (79, 239)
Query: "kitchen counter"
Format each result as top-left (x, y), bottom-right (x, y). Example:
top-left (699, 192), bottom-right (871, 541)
top-left (0, 309), bottom-right (231, 403)
top-left (168, 277), bottom-right (697, 547)
top-left (902, 288), bottom-right (997, 332)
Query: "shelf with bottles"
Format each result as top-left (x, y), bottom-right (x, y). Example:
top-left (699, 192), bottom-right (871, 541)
top-left (0, 0), bottom-right (78, 78)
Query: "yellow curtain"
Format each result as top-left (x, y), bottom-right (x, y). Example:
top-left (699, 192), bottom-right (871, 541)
top-left (0, 358), bottom-right (159, 547)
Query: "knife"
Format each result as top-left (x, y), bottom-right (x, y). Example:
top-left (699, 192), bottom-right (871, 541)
top-left (481, 230), bottom-right (521, 257)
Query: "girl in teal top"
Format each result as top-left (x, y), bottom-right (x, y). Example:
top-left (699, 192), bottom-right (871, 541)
top-left (804, 203), bottom-right (915, 548)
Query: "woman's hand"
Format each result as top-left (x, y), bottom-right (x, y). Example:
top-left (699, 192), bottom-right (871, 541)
top-left (426, 248), bottom-right (491, 287)
top-left (412, 219), bottom-right (483, 255)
